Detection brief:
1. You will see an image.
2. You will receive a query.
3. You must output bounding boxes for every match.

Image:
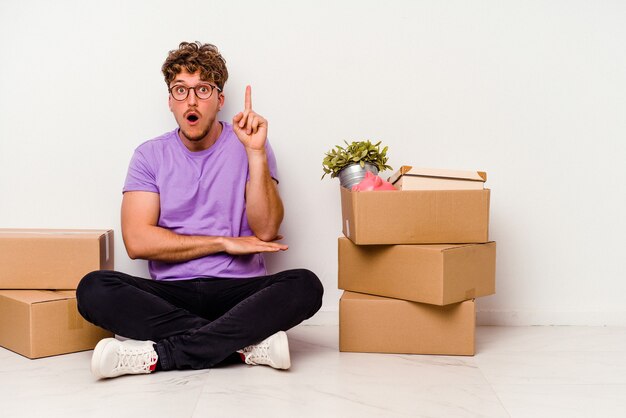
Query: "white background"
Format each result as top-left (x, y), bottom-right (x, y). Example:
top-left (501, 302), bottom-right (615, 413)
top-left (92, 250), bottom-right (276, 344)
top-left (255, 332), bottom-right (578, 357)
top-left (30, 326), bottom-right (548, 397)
top-left (1, 0), bottom-right (625, 325)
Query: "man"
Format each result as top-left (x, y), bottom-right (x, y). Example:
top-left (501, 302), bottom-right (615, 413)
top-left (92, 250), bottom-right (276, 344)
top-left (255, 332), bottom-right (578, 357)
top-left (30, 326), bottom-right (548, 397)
top-left (76, 42), bottom-right (323, 378)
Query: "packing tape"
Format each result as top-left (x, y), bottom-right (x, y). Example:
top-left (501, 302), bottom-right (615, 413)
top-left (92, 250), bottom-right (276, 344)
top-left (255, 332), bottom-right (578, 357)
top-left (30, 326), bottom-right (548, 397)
top-left (67, 299), bottom-right (84, 330)
top-left (105, 231), bottom-right (110, 263)
top-left (345, 219), bottom-right (350, 237)
top-left (465, 288), bottom-right (476, 299)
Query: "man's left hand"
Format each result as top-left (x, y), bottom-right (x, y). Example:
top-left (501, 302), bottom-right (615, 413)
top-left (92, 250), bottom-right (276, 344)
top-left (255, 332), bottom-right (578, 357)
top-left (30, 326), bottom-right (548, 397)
top-left (232, 85), bottom-right (267, 151)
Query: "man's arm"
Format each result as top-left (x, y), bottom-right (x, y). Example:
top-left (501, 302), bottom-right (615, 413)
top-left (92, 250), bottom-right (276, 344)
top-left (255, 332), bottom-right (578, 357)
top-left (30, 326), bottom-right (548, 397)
top-left (121, 191), bottom-right (287, 262)
top-left (245, 150), bottom-right (284, 241)
top-left (233, 86), bottom-right (284, 241)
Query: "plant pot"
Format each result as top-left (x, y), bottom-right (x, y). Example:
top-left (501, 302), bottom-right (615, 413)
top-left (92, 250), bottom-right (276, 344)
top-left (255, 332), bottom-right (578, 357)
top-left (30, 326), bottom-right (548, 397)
top-left (338, 163), bottom-right (379, 190)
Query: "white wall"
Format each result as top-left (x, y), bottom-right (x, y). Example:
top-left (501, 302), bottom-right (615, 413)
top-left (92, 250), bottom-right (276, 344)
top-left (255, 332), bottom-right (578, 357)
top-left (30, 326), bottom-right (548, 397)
top-left (1, 0), bottom-right (625, 326)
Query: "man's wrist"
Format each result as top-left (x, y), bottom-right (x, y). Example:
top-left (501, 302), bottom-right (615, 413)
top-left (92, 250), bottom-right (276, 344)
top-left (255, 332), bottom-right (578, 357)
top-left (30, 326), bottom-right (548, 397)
top-left (246, 148), bottom-right (270, 173)
top-left (245, 147), bottom-right (267, 159)
top-left (215, 236), bottom-right (228, 252)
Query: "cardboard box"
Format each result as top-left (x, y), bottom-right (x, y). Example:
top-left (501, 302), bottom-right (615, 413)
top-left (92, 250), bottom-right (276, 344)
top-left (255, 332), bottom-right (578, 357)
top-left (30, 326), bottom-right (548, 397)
top-left (339, 291), bottom-right (475, 355)
top-left (338, 238), bottom-right (496, 305)
top-left (0, 290), bottom-right (113, 359)
top-left (388, 166), bottom-right (487, 190)
top-left (0, 229), bottom-right (114, 289)
top-left (340, 187), bottom-right (490, 244)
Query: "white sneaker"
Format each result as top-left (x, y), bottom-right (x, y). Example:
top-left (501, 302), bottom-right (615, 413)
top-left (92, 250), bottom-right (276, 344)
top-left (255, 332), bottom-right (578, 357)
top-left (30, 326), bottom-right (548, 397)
top-left (91, 338), bottom-right (158, 379)
top-left (238, 331), bottom-right (291, 370)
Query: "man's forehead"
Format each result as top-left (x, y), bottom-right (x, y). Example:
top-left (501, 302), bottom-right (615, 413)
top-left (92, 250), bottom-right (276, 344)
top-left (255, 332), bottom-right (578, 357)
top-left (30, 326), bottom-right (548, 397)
top-left (171, 70), bottom-right (215, 84)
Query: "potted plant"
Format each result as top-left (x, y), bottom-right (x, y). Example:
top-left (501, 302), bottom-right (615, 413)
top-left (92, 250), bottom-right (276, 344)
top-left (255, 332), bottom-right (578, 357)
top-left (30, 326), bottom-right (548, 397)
top-left (322, 140), bottom-right (393, 189)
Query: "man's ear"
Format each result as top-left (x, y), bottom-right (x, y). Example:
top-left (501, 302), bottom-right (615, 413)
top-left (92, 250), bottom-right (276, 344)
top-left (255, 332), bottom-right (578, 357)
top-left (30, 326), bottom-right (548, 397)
top-left (217, 92), bottom-right (225, 111)
top-left (168, 95), bottom-right (173, 112)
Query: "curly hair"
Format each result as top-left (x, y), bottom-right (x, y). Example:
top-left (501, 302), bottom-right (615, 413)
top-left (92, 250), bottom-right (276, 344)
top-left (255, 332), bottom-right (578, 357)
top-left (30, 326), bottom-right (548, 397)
top-left (161, 41), bottom-right (229, 90)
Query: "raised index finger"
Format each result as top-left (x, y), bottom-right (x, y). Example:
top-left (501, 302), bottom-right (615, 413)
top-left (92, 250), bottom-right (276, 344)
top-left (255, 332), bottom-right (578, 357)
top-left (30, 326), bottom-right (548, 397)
top-left (245, 85), bottom-right (252, 111)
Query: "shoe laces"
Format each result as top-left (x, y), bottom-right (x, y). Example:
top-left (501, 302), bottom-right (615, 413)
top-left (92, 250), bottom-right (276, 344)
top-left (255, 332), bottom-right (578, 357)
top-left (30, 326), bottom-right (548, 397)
top-left (115, 345), bottom-right (158, 373)
top-left (240, 340), bottom-right (271, 365)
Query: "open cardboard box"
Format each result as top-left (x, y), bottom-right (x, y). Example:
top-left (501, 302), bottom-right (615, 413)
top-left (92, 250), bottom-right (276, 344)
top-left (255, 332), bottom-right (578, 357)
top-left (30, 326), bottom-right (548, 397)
top-left (340, 187), bottom-right (490, 244)
top-left (0, 290), bottom-right (113, 359)
top-left (338, 237), bottom-right (496, 305)
top-left (0, 229), bottom-right (114, 289)
top-left (340, 291), bottom-right (475, 356)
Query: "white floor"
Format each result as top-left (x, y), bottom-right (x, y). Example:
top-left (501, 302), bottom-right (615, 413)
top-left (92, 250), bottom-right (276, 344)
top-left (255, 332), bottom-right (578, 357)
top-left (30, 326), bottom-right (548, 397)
top-left (1, 326), bottom-right (626, 418)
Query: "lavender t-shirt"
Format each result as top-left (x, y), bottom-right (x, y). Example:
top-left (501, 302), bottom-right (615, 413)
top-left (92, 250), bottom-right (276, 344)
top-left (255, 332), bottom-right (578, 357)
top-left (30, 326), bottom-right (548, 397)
top-left (123, 122), bottom-right (278, 281)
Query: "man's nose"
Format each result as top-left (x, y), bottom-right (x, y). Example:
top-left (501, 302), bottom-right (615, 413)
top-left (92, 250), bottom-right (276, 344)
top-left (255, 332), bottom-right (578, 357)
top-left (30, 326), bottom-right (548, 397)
top-left (186, 88), bottom-right (198, 105)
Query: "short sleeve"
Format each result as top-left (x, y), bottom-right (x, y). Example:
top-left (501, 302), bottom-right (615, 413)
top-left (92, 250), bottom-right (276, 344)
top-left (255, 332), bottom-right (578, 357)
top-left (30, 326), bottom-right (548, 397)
top-left (123, 148), bottom-right (159, 193)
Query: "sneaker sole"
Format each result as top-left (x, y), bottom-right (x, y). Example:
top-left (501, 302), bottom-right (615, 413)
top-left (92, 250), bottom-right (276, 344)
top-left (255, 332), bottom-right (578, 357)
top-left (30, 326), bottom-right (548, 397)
top-left (91, 338), bottom-right (117, 379)
top-left (274, 331), bottom-right (291, 370)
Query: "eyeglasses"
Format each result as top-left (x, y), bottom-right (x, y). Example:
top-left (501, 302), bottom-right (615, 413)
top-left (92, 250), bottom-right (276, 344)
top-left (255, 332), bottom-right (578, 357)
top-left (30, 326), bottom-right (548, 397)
top-left (168, 83), bottom-right (222, 101)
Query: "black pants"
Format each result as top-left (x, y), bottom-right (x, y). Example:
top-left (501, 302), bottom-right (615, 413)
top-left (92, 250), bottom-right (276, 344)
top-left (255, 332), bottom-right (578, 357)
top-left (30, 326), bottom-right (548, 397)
top-left (76, 269), bottom-right (323, 371)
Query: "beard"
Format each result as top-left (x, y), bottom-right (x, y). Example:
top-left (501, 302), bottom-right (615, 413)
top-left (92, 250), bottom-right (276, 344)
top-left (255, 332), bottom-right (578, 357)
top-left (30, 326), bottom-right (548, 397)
top-left (179, 125), bottom-right (211, 142)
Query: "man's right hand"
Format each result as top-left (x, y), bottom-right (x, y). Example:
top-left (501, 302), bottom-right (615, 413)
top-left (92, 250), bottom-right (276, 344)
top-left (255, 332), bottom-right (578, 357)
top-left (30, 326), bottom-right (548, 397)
top-left (221, 235), bottom-right (288, 255)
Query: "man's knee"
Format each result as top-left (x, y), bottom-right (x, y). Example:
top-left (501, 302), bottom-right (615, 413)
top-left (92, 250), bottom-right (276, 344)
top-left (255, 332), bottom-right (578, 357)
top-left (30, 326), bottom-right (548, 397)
top-left (76, 270), bottom-right (115, 319)
top-left (288, 269), bottom-right (324, 313)
top-left (77, 270), bottom-right (104, 301)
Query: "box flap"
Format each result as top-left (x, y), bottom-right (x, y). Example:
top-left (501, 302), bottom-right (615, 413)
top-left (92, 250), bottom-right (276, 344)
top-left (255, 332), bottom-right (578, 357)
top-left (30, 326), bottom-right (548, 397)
top-left (55, 290), bottom-right (77, 298)
top-left (341, 291), bottom-right (387, 302)
top-left (388, 166), bottom-right (487, 184)
top-left (0, 290), bottom-right (75, 304)
top-left (439, 241), bottom-right (495, 252)
top-left (387, 165), bottom-right (414, 185)
top-left (0, 228), bottom-right (112, 239)
top-left (337, 236), bottom-right (485, 252)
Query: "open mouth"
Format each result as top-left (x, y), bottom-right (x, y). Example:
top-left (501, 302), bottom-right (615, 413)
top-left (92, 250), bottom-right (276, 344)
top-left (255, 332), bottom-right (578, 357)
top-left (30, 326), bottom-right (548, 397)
top-left (186, 114), bottom-right (199, 123)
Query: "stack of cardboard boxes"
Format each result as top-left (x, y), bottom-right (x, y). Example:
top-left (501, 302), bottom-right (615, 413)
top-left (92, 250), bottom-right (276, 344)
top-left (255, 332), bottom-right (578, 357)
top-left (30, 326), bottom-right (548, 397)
top-left (0, 229), bottom-right (114, 358)
top-left (338, 167), bottom-right (496, 355)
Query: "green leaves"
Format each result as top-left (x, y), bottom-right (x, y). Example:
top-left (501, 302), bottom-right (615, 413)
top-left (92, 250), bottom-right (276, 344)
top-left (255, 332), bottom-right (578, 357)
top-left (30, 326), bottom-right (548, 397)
top-left (321, 140), bottom-right (393, 179)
